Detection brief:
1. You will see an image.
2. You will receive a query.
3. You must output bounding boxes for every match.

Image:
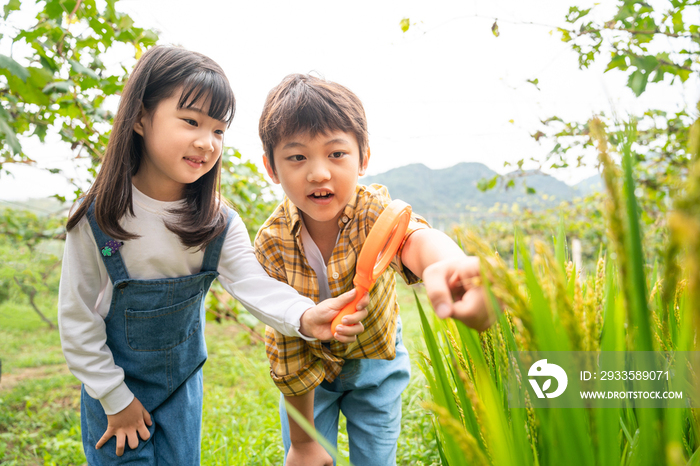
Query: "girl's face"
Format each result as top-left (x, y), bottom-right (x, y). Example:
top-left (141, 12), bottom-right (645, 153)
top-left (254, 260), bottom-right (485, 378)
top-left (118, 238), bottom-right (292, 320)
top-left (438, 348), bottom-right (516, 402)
top-left (133, 89), bottom-right (227, 201)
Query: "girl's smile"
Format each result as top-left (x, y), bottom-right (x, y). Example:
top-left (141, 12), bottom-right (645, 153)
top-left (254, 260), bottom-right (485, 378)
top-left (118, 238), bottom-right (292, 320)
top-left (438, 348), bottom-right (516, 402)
top-left (183, 156), bottom-right (208, 168)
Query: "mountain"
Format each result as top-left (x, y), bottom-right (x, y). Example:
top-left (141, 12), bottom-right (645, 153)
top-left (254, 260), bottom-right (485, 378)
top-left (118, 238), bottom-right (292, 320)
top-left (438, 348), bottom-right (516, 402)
top-left (360, 162), bottom-right (601, 222)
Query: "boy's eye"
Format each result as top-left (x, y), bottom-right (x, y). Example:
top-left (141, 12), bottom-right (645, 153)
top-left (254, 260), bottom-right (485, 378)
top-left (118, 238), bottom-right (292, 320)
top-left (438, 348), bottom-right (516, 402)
top-left (288, 154), bottom-right (306, 162)
top-left (330, 151), bottom-right (346, 159)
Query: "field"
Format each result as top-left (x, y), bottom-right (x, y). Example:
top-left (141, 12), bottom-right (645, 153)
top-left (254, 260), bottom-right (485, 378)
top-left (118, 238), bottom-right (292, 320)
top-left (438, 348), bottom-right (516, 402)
top-left (0, 282), bottom-right (440, 465)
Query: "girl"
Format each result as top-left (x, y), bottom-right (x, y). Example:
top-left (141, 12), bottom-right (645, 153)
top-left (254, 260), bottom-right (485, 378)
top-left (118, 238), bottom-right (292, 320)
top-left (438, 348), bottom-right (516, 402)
top-left (58, 46), bottom-right (367, 465)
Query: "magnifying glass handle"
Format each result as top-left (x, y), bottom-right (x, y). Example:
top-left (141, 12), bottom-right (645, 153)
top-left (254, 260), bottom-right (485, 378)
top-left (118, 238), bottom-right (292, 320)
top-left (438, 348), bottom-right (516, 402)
top-left (330, 287), bottom-right (368, 336)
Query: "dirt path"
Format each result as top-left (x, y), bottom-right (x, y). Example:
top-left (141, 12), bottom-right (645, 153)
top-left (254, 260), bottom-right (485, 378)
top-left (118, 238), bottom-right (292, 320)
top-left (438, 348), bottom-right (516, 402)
top-left (0, 364), bottom-right (71, 392)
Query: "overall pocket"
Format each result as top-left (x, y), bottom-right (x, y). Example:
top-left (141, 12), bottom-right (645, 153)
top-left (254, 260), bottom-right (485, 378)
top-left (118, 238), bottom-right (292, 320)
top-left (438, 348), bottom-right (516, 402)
top-left (125, 290), bottom-right (203, 351)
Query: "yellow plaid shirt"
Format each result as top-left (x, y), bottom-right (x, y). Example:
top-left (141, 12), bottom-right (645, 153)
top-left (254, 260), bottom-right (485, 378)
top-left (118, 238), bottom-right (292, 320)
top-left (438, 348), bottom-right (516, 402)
top-left (254, 184), bottom-right (430, 396)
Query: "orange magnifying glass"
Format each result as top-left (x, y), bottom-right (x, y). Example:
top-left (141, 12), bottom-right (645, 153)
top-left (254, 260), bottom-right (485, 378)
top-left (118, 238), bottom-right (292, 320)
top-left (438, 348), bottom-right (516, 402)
top-left (330, 199), bottom-right (412, 335)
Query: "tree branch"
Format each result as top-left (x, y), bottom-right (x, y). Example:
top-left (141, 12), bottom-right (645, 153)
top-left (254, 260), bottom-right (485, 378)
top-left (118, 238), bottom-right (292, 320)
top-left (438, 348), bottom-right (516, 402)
top-left (572, 25), bottom-right (700, 41)
top-left (13, 277), bottom-right (56, 329)
top-left (57, 0), bottom-right (84, 58)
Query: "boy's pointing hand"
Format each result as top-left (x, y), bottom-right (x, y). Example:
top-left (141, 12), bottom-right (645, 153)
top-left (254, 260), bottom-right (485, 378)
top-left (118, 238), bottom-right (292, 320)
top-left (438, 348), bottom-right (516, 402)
top-left (422, 257), bottom-right (495, 332)
top-left (300, 289), bottom-right (369, 342)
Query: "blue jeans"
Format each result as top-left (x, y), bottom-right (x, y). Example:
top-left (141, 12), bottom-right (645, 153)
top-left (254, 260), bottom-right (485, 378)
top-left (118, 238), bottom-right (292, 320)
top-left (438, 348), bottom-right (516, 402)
top-left (280, 318), bottom-right (411, 466)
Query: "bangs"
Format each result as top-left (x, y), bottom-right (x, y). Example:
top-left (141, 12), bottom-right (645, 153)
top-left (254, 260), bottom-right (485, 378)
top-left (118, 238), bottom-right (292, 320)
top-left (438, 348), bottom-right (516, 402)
top-left (178, 71), bottom-right (236, 126)
top-left (278, 88), bottom-right (352, 140)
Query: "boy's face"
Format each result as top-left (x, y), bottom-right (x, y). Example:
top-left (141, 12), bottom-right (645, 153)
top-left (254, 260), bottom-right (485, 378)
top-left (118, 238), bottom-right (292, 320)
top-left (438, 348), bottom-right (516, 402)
top-left (264, 130), bottom-right (369, 231)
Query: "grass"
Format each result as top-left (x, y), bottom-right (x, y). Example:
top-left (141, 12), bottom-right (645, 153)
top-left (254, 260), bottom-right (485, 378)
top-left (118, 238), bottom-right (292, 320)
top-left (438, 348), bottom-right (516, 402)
top-left (0, 281), bottom-right (440, 465)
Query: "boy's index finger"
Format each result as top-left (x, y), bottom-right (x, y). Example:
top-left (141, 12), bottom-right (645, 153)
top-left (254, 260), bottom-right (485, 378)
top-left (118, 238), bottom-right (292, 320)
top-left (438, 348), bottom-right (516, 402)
top-left (423, 265), bottom-right (454, 319)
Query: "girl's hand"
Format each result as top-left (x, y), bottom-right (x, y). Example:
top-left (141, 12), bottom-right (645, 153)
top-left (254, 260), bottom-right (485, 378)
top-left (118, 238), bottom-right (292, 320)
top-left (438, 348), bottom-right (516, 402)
top-left (95, 396), bottom-right (152, 456)
top-left (300, 289), bottom-right (369, 342)
top-left (286, 441), bottom-right (333, 466)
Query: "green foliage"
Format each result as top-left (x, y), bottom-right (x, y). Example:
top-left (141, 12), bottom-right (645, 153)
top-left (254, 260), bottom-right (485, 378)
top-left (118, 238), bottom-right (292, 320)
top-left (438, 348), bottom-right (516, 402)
top-left (560, 1), bottom-right (698, 93)
top-left (538, 109), bottom-right (694, 223)
top-left (418, 116), bottom-right (700, 465)
top-left (0, 208), bottom-right (64, 326)
top-left (545, 0), bottom-right (698, 201)
top-left (220, 147), bottom-right (278, 240)
top-left (482, 1), bottom-right (699, 206)
top-left (0, 0), bottom-right (158, 189)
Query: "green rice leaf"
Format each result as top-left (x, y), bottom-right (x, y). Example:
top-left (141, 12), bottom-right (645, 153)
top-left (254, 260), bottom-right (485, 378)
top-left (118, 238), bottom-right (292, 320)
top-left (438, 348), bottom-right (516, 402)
top-left (620, 132), bottom-right (653, 351)
top-left (519, 238), bottom-right (571, 351)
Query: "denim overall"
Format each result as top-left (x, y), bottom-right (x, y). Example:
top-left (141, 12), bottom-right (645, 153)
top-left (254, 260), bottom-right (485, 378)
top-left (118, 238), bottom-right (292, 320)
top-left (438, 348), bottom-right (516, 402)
top-left (81, 204), bottom-right (234, 465)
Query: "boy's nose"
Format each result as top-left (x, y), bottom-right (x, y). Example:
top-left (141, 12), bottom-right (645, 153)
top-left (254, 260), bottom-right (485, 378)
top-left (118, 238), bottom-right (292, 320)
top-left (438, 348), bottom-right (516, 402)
top-left (307, 163), bottom-right (331, 183)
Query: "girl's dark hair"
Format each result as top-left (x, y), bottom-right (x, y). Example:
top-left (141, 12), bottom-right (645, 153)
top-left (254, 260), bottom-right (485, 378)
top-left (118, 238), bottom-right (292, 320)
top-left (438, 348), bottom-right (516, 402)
top-left (67, 46), bottom-right (236, 249)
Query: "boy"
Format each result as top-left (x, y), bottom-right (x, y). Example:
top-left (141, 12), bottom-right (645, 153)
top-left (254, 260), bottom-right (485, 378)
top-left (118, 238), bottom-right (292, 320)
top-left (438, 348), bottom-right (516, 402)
top-left (255, 74), bottom-right (494, 466)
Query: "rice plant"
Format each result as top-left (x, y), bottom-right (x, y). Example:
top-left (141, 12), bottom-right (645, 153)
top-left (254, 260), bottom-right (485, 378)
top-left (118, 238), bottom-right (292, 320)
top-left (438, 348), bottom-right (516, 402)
top-left (417, 116), bottom-right (700, 466)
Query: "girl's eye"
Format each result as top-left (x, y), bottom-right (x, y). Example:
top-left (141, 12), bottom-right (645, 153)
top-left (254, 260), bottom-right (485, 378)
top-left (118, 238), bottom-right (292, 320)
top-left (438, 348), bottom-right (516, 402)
top-left (215, 129), bottom-right (225, 135)
top-left (184, 119), bottom-right (198, 127)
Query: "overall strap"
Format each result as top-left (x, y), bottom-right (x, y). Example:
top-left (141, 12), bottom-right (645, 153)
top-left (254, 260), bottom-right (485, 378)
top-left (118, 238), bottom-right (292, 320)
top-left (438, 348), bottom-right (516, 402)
top-left (86, 203), bottom-right (131, 282)
top-left (201, 208), bottom-right (237, 272)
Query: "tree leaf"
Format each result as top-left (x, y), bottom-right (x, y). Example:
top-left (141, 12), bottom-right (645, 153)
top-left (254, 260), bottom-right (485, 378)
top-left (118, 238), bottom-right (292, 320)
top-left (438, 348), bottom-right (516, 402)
top-left (491, 20), bottom-right (500, 37)
top-left (69, 59), bottom-right (99, 80)
top-left (0, 54), bottom-right (30, 82)
top-left (627, 70), bottom-right (649, 96)
top-left (3, 0), bottom-right (20, 20)
top-left (0, 116), bottom-right (21, 154)
top-left (399, 17), bottom-right (410, 33)
top-left (43, 81), bottom-right (74, 94)
top-left (8, 74), bottom-right (51, 106)
top-left (605, 54), bottom-right (628, 72)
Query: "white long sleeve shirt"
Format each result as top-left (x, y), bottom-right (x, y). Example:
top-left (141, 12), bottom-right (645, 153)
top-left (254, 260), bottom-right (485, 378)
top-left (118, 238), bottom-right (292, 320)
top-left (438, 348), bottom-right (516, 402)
top-left (58, 186), bottom-right (315, 415)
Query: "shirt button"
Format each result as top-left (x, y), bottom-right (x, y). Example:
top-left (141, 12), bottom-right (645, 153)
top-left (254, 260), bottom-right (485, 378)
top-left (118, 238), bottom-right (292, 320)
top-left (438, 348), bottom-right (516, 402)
top-left (332, 272), bottom-right (339, 280)
top-left (341, 216), bottom-right (349, 223)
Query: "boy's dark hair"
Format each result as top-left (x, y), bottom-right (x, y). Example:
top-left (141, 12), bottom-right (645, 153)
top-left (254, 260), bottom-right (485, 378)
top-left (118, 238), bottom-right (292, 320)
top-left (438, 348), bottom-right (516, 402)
top-left (259, 74), bottom-right (368, 173)
top-left (67, 45), bottom-right (236, 249)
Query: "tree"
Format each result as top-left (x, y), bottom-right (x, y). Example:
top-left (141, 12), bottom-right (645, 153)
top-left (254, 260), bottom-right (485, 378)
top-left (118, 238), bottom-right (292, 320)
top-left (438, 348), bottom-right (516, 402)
top-left (0, 207), bottom-right (64, 328)
top-left (0, 0), bottom-right (158, 198)
top-left (536, 0), bottom-right (700, 217)
top-left (0, 0), bottom-right (279, 330)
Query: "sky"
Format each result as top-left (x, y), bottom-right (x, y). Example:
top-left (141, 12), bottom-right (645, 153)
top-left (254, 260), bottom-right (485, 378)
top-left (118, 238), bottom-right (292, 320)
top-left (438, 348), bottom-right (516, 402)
top-left (1, 0), bottom-right (698, 201)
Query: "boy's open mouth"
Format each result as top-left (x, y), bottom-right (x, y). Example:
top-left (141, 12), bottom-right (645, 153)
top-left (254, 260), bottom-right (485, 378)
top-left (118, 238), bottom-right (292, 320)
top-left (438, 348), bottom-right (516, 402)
top-left (309, 190), bottom-right (333, 199)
